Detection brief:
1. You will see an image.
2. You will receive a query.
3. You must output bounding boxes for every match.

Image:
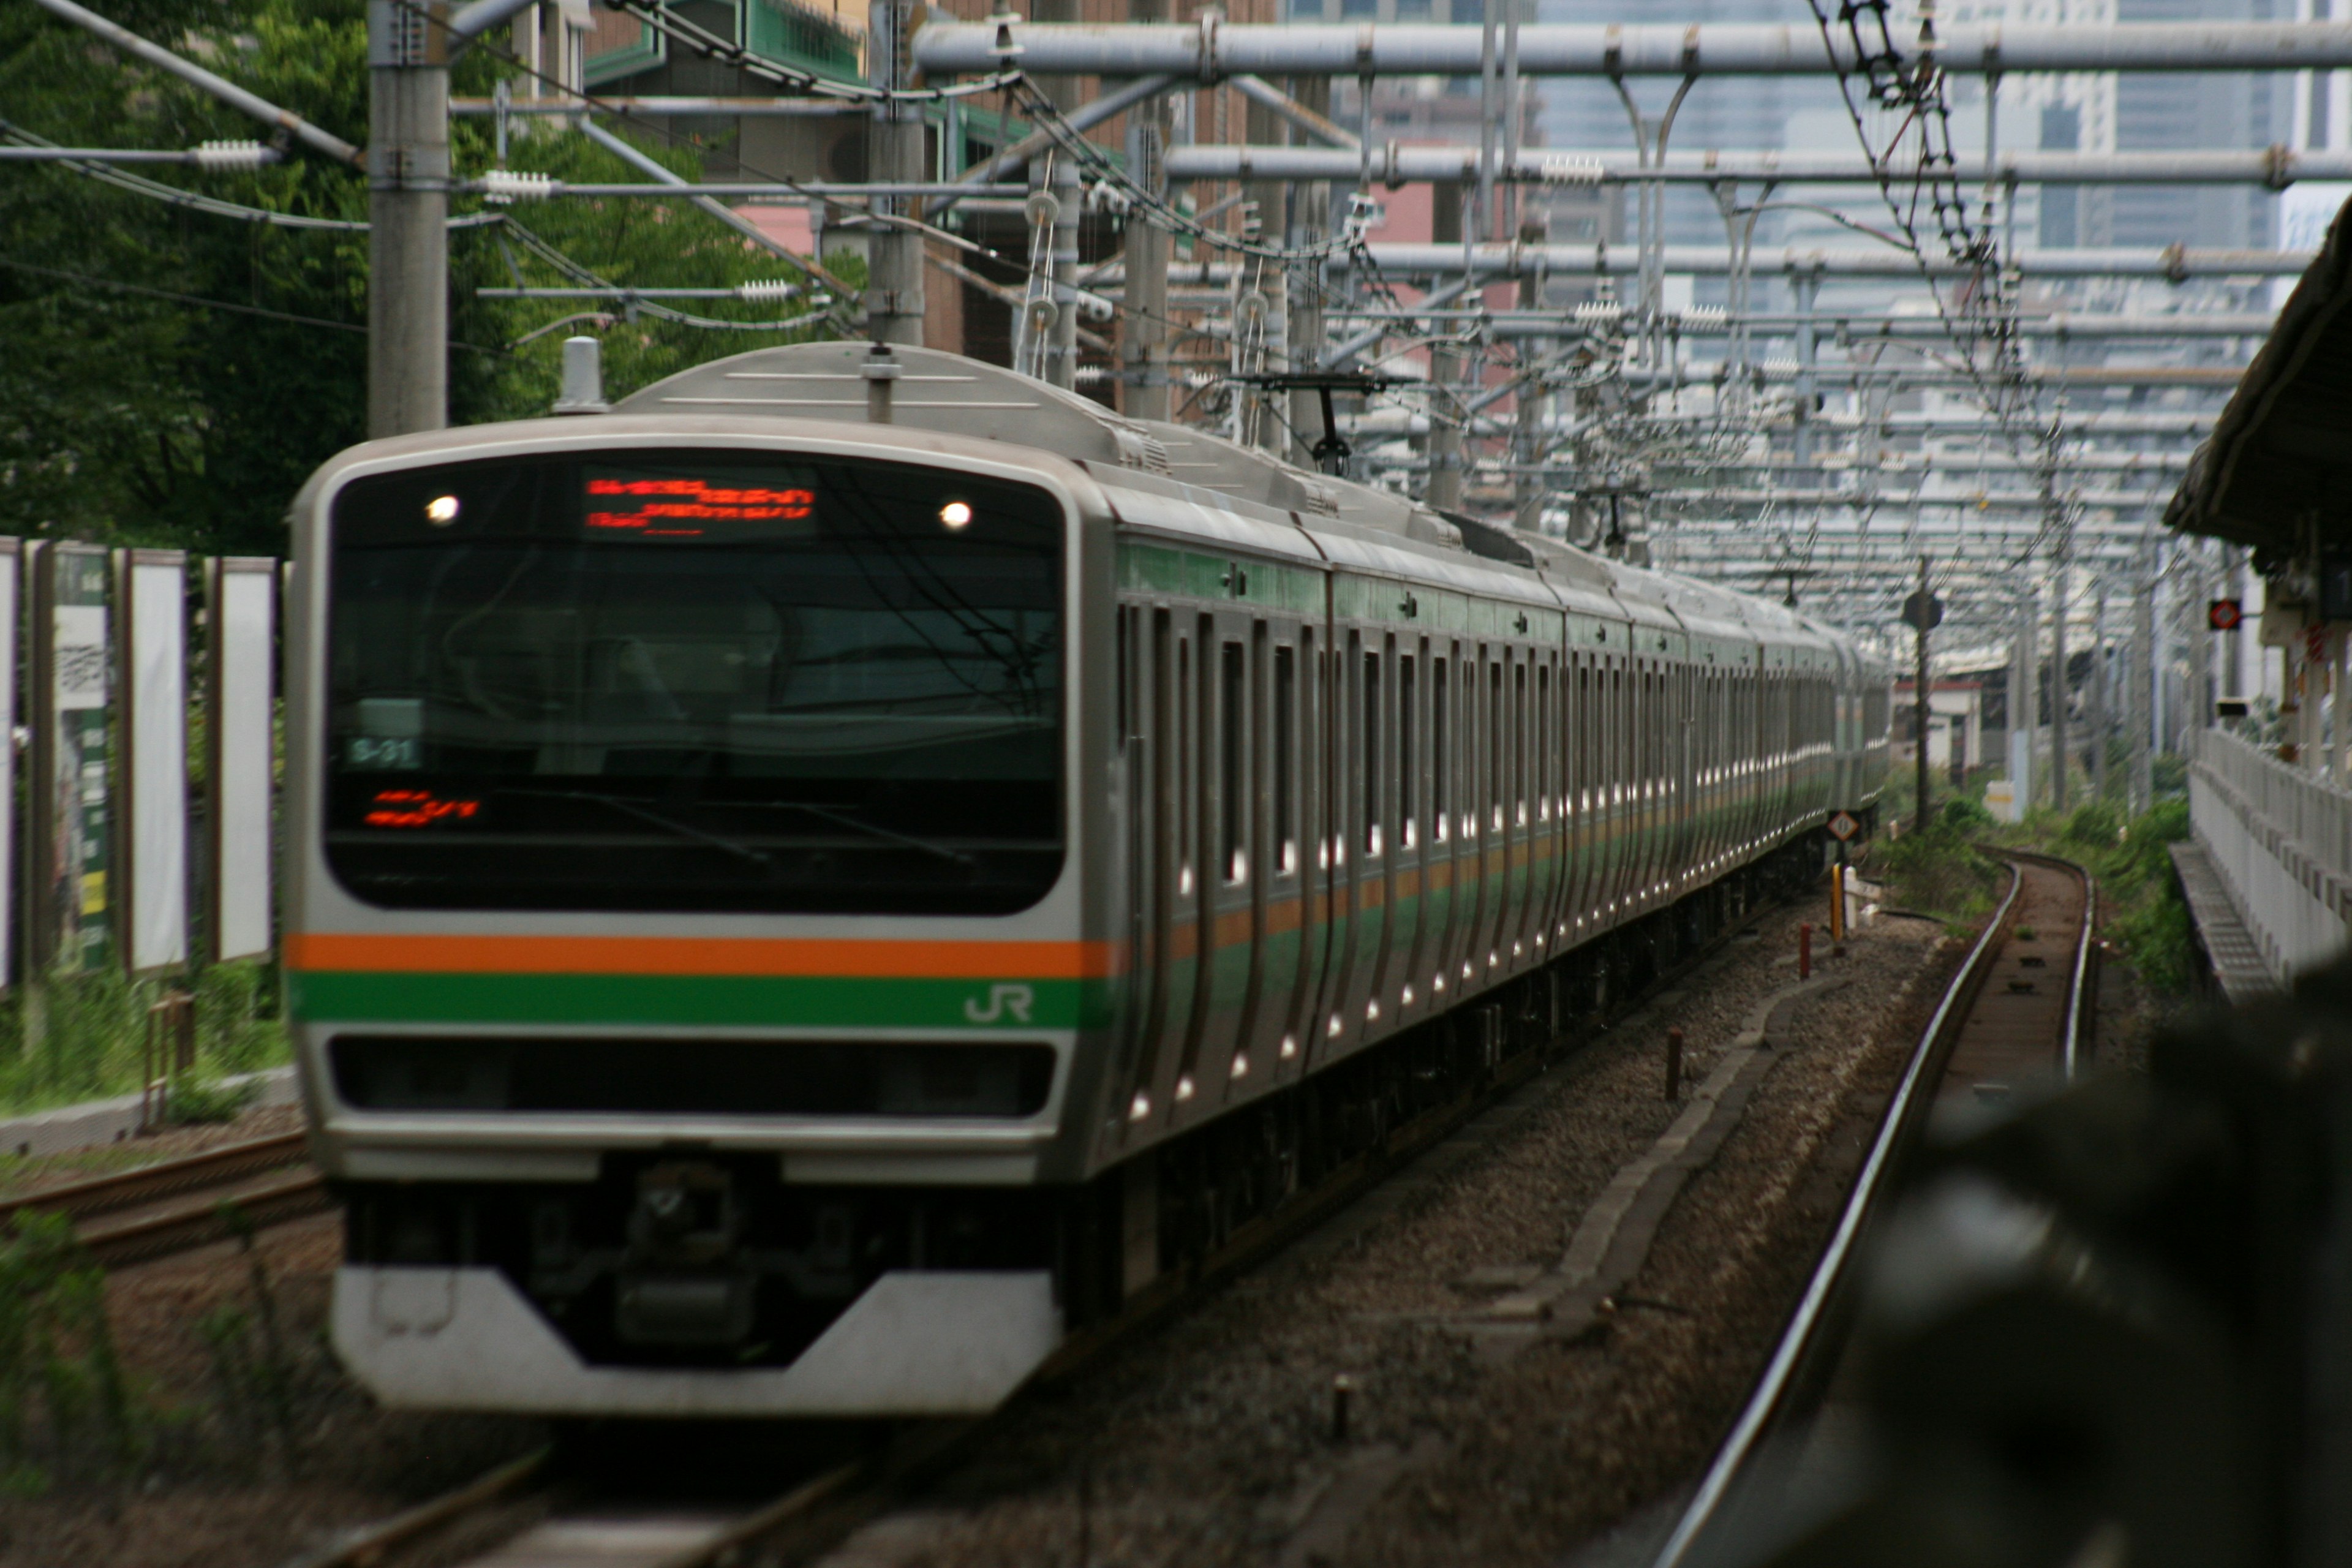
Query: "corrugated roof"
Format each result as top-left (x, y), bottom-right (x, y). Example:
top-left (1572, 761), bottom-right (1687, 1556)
top-left (2165, 192), bottom-right (2352, 572)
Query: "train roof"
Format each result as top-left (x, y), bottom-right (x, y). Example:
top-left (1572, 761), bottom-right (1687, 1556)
top-left (616, 343), bottom-right (1871, 666)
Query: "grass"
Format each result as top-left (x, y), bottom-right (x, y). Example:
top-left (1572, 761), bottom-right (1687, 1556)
top-left (0, 960), bottom-right (288, 1119)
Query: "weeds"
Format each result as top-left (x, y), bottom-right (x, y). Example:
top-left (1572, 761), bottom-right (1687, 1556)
top-left (0, 1213), bottom-right (143, 1493)
top-left (0, 959), bottom-right (287, 1117)
top-left (1868, 799), bottom-right (2005, 924)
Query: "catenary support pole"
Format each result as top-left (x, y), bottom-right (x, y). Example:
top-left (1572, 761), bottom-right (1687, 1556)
top-left (368, 0), bottom-right (449, 437)
top-left (2132, 536), bottom-right (2156, 813)
top-left (2092, 578), bottom-right (2109, 798)
top-left (1915, 554), bottom-right (1932, 834)
top-left (1122, 112), bottom-right (1172, 421)
top-left (1047, 153), bottom-right (1080, 389)
top-left (2052, 549), bottom-right (2071, 813)
top-left (866, 0), bottom-right (925, 345)
top-left (1425, 339), bottom-right (1464, 512)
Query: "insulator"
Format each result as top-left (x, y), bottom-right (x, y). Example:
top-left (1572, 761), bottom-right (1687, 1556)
top-left (1076, 290), bottom-right (1115, 322)
top-left (481, 168), bottom-right (556, 205)
top-left (1538, 156), bottom-right (1604, 186)
top-left (735, 279), bottom-right (802, 303)
top-left (191, 140), bottom-right (270, 172)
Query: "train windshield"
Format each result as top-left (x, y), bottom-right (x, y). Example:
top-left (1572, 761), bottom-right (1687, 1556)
top-left (323, 450), bottom-right (1065, 913)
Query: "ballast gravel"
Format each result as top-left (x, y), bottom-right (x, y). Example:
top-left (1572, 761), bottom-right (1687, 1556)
top-left (831, 905), bottom-right (1957, 1568)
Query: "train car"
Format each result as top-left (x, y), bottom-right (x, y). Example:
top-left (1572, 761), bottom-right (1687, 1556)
top-left (285, 342), bottom-right (1890, 1418)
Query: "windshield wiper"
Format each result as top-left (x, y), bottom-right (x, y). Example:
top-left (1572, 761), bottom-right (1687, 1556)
top-left (750, 800), bottom-right (977, 869)
top-left (497, 789), bottom-right (772, 870)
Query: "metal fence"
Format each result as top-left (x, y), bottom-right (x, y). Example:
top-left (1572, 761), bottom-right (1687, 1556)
top-left (0, 539), bottom-right (279, 987)
top-left (2190, 728), bottom-right (2352, 985)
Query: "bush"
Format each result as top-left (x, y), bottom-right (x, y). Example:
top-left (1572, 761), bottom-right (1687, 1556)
top-left (2064, 799), bottom-right (2125, 848)
top-left (1939, 796), bottom-right (1996, 837)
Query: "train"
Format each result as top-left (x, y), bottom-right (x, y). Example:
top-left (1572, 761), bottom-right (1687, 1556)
top-left (284, 341), bottom-right (1891, 1417)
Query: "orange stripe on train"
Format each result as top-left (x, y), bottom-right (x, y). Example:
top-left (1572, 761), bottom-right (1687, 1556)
top-left (283, 933), bottom-right (1119, 979)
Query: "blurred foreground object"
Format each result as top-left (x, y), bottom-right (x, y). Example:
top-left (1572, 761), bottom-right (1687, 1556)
top-left (1757, 955), bottom-right (2352, 1568)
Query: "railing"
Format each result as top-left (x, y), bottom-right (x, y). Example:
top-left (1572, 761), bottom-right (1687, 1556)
top-left (2190, 728), bottom-right (2352, 984)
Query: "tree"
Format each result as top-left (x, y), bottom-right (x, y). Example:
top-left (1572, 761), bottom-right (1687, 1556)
top-left (0, 0), bottom-right (844, 556)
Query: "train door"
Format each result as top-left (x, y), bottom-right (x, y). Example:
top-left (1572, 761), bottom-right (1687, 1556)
top-left (1355, 630), bottom-right (1400, 1044)
top-left (1221, 623), bottom-right (1275, 1095)
top-left (1385, 638), bottom-right (1431, 1026)
top-left (1532, 653), bottom-right (1565, 960)
top-left (1275, 625), bottom-right (1325, 1082)
top-left (1116, 606), bottom-right (1195, 1137)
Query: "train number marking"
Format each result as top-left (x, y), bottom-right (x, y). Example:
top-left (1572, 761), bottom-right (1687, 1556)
top-left (964, 983), bottom-right (1036, 1024)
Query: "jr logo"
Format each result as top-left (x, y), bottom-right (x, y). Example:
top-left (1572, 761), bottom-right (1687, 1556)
top-left (963, 983), bottom-right (1035, 1024)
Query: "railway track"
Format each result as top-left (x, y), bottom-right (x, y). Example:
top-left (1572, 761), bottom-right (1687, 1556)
top-left (1650, 848), bottom-right (2098, 1567)
top-left (0, 1129), bottom-right (329, 1267)
top-left (282, 888), bottom-right (1841, 1568)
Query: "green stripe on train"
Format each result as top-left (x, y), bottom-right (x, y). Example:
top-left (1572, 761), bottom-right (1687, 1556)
top-left (289, 971), bottom-right (1116, 1030)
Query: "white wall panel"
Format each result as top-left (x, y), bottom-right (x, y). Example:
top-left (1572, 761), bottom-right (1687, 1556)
top-left (209, 559), bottom-right (276, 963)
top-left (120, 551), bottom-right (188, 974)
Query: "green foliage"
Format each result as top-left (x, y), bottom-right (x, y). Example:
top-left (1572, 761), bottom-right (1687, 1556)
top-left (1, 0), bottom-right (845, 554)
top-left (1872, 808), bottom-right (2003, 923)
top-left (0, 961), bottom-right (287, 1117)
top-left (1939, 796), bottom-right (1996, 837)
top-left (1989, 795), bottom-right (2197, 998)
top-left (2064, 797), bottom-right (2125, 849)
top-left (0, 1213), bottom-right (141, 1492)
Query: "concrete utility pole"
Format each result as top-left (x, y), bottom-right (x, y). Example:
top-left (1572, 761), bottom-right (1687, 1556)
top-left (2132, 537), bottom-right (2156, 813)
top-left (1512, 221), bottom-right (1546, 533)
top-left (865, 0), bottom-right (925, 345)
top-left (1915, 553), bottom-right (1932, 834)
top-left (1046, 154), bottom-right (1080, 389)
top-left (2091, 579), bottom-right (2109, 799)
top-left (2051, 549), bottom-right (2071, 813)
top-left (368, 0), bottom-right (450, 437)
top-left (2012, 575), bottom-right (2037, 810)
top-left (1121, 118), bottom-right (1171, 421)
top-left (1425, 339), bottom-right (1464, 511)
top-left (1286, 75), bottom-right (1333, 469)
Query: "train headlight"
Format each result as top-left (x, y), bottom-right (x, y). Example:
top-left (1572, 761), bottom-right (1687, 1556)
top-left (426, 494), bottom-right (461, 525)
top-left (939, 500), bottom-right (974, 529)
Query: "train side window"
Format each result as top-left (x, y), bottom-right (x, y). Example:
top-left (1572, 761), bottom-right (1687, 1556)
top-left (1273, 643), bottom-right (1296, 875)
top-left (1221, 640), bottom-right (1246, 884)
top-left (1363, 645), bottom-right (1382, 856)
top-left (1400, 652), bottom-right (1418, 849)
top-left (1431, 655), bottom-right (1449, 841)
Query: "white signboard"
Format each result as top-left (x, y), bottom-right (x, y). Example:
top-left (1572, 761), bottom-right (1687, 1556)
top-left (121, 552), bottom-right (189, 974)
top-left (209, 559), bottom-right (276, 963)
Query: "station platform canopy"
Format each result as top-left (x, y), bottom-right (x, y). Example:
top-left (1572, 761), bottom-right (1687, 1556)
top-left (2166, 192), bottom-right (2352, 576)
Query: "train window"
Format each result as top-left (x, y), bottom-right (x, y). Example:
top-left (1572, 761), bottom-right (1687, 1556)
top-left (1363, 647), bottom-right (1382, 856)
top-left (1221, 640), bottom-right (1246, 884)
top-left (1400, 653), bottom-right (1417, 849)
top-left (324, 450), bottom-right (1065, 915)
top-left (1273, 644), bottom-right (1295, 875)
top-left (1431, 656), bottom-right (1448, 840)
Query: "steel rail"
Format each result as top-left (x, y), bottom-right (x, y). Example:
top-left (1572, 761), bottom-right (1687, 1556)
top-left (281, 1447), bottom-right (554, 1568)
top-left (2000, 848), bottom-right (2102, 1080)
top-left (0, 1129), bottom-right (308, 1229)
top-left (1649, 860), bottom-right (2028, 1568)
